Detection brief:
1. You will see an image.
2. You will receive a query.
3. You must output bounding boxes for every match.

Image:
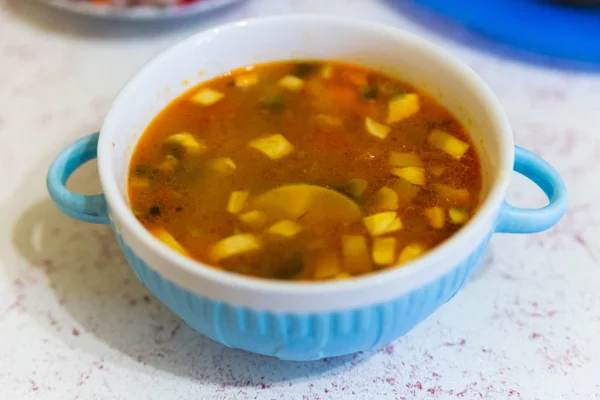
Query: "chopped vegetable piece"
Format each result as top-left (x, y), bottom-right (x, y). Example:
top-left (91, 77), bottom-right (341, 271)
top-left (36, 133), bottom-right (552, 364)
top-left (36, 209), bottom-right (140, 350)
top-left (372, 186), bottom-right (399, 211)
top-left (359, 87), bottom-right (378, 100)
top-left (238, 210), bottom-right (268, 230)
top-left (424, 206), bottom-right (445, 229)
top-left (344, 70), bottom-right (368, 86)
top-left (365, 117), bottom-right (391, 139)
top-left (372, 237), bottom-right (397, 265)
top-left (248, 134), bottom-right (294, 160)
top-left (227, 190), bottom-right (249, 215)
top-left (253, 184), bottom-right (362, 224)
top-left (274, 252), bottom-right (305, 280)
top-left (130, 177), bottom-right (150, 189)
top-left (327, 85), bottom-right (356, 105)
top-left (260, 94), bottom-right (286, 111)
top-left (434, 184), bottom-right (471, 206)
top-left (449, 207), bottom-right (470, 224)
top-left (380, 81), bottom-right (406, 96)
top-left (398, 243), bottom-right (425, 264)
top-left (342, 235), bottom-right (372, 274)
top-left (389, 152), bottom-right (422, 167)
top-left (363, 212), bottom-right (403, 236)
top-left (207, 157), bottom-right (236, 176)
top-left (149, 206), bottom-right (161, 216)
top-left (314, 250), bottom-right (341, 279)
top-left (429, 164), bottom-right (446, 177)
top-left (319, 64), bottom-right (333, 79)
top-left (164, 133), bottom-right (207, 157)
top-left (234, 73), bottom-right (259, 88)
top-left (150, 227), bottom-right (189, 257)
top-left (134, 164), bottom-right (150, 176)
top-left (278, 75), bottom-right (304, 91)
top-left (392, 167), bottom-right (426, 186)
top-left (210, 233), bottom-right (261, 262)
top-left (339, 178), bottom-right (368, 199)
top-left (428, 129), bottom-right (470, 159)
top-left (391, 178), bottom-right (421, 204)
top-left (190, 88), bottom-right (224, 106)
top-left (292, 62), bottom-right (319, 78)
top-left (158, 154), bottom-right (178, 174)
top-left (267, 219), bottom-right (303, 238)
top-left (387, 93), bottom-right (420, 124)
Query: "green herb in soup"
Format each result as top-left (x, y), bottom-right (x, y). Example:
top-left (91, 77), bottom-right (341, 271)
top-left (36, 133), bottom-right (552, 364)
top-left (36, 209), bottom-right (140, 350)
top-left (128, 61), bottom-right (482, 281)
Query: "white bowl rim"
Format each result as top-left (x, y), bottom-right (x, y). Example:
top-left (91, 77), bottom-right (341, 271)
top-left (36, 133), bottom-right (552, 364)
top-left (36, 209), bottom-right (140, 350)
top-left (98, 15), bottom-right (513, 311)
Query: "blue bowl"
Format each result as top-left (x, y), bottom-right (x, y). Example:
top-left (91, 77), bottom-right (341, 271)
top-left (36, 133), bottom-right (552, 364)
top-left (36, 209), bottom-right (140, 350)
top-left (46, 17), bottom-right (567, 361)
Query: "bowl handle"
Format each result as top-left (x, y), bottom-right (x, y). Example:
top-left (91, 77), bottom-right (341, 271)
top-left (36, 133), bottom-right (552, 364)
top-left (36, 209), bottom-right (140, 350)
top-left (47, 132), bottom-right (110, 225)
top-left (496, 146), bottom-right (567, 234)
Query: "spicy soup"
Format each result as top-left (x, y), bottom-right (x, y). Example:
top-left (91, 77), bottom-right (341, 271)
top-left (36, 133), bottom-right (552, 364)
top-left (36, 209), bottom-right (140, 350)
top-left (128, 61), bottom-right (482, 281)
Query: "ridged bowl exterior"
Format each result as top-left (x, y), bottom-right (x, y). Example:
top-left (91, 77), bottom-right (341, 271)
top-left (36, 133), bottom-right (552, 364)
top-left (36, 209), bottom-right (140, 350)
top-left (115, 230), bottom-right (491, 361)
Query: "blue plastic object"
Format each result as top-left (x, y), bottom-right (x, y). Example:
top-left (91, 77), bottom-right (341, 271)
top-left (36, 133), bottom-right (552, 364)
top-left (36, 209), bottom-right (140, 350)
top-left (411, 0), bottom-right (600, 64)
top-left (47, 133), bottom-right (568, 360)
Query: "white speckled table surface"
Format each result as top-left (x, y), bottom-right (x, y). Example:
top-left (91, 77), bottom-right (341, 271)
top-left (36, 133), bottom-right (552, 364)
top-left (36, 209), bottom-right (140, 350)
top-left (1, 0), bottom-right (599, 399)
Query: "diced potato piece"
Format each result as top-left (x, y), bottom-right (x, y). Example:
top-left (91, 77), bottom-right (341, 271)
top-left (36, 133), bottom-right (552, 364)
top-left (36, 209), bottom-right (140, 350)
top-left (342, 235), bottom-right (372, 274)
top-left (389, 152), bottom-right (422, 167)
top-left (248, 134), bottom-right (294, 160)
top-left (339, 178), bottom-right (368, 199)
top-left (235, 73), bottom-right (259, 88)
top-left (253, 184), bottom-right (362, 224)
top-left (314, 251), bottom-right (341, 279)
top-left (372, 237), bottom-right (397, 266)
top-left (150, 227), bottom-right (189, 257)
top-left (392, 167), bottom-right (426, 186)
top-left (164, 133), bottom-right (207, 156)
top-left (391, 178), bottom-right (421, 204)
top-left (434, 184), bottom-right (471, 206)
top-left (238, 210), bottom-right (268, 230)
top-left (449, 207), bottom-right (470, 224)
top-left (210, 234), bottom-right (261, 262)
top-left (428, 129), bottom-right (470, 159)
top-left (372, 186), bottom-right (399, 211)
top-left (320, 64), bottom-right (333, 79)
top-left (158, 154), bottom-right (178, 174)
top-left (267, 219), bottom-right (303, 238)
top-left (278, 75), bottom-right (304, 91)
top-left (227, 190), bottom-right (249, 215)
top-left (429, 164), bottom-right (446, 177)
top-left (424, 206), bottom-right (446, 229)
top-left (130, 177), bottom-right (150, 189)
top-left (387, 93), bottom-right (420, 124)
top-left (365, 117), bottom-right (391, 139)
top-left (207, 157), bottom-right (236, 176)
top-left (191, 88), bottom-right (224, 106)
top-left (398, 243), bottom-right (425, 264)
top-left (363, 212), bottom-right (403, 236)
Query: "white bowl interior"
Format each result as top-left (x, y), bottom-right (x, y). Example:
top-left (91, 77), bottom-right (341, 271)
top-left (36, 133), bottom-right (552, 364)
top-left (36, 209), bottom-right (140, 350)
top-left (99, 16), bottom-right (512, 312)
top-left (109, 19), bottom-right (501, 201)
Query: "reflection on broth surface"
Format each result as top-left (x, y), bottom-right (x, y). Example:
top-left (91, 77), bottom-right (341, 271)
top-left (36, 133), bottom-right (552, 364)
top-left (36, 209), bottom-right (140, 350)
top-left (128, 61), bottom-right (482, 281)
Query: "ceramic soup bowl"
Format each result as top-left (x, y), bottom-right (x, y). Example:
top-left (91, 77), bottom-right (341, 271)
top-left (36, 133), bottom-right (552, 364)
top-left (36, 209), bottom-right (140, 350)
top-left (47, 16), bottom-right (567, 361)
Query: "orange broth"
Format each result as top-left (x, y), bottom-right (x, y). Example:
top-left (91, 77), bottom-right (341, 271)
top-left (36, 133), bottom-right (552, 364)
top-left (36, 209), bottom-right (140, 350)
top-left (128, 61), bottom-right (482, 281)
